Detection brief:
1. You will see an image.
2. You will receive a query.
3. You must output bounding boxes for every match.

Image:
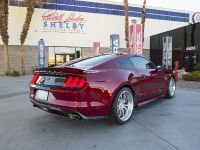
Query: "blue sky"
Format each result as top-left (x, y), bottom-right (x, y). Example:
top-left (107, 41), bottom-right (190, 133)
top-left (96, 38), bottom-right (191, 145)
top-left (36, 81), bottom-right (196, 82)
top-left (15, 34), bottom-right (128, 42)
top-left (111, 0), bottom-right (200, 12)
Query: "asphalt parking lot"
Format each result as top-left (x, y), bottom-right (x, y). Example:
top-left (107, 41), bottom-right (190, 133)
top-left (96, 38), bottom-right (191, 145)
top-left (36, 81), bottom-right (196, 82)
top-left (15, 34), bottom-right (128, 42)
top-left (0, 76), bottom-right (200, 150)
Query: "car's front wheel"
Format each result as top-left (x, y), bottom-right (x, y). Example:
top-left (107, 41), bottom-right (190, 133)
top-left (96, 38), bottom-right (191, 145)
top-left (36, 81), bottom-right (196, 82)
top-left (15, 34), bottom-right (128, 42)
top-left (165, 77), bottom-right (176, 98)
top-left (109, 87), bottom-right (134, 124)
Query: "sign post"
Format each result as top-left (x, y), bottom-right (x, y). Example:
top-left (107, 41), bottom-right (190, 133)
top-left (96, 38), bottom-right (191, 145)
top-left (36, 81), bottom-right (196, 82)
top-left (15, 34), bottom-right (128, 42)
top-left (110, 34), bottom-right (120, 53)
top-left (38, 39), bottom-right (45, 67)
top-left (129, 24), bottom-right (143, 55)
top-left (162, 36), bottom-right (172, 70)
top-left (174, 60), bottom-right (179, 81)
top-left (129, 25), bottom-right (135, 53)
top-left (93, 42), bottom-right (100, 55)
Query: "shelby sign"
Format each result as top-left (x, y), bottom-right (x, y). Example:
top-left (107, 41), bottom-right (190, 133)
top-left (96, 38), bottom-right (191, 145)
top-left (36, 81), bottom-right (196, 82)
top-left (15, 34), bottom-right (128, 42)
top-left (192, 12), bottom-right (200, 23)
top-left (42, 10), bottom-right (87, 33)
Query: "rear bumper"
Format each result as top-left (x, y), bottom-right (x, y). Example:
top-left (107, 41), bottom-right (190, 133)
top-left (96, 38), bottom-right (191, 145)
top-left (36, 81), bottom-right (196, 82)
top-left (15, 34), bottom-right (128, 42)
top-left (30, 99), bottom-right (107, 120)
top-left (29, 84), bottom-right (111, 118)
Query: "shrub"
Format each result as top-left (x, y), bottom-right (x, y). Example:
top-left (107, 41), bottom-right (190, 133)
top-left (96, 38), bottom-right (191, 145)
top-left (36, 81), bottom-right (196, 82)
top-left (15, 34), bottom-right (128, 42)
top-left (193, 63), bottom-right (200, 71)
top-left (182, 74), bottom-right (193, 81)
top-left (191, 71), bottom-right (200, 82)
top-left (10, 70), bottom-right (20, 76)
top-left (4, 71), bottom-right (20, 76)
top-left (196, 63), bottom-right (200, 71)
top-left (5, 72), bottom-right (10, 76)
top-left (183, 71), bottom-right (200, 82)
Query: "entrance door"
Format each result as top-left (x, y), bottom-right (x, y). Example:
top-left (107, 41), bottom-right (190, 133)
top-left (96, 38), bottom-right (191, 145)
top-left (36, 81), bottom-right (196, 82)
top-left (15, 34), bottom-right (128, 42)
top-left (55, 54), bottom-right (75, 65)
top-left (48, 47), bottom-right (81, 67)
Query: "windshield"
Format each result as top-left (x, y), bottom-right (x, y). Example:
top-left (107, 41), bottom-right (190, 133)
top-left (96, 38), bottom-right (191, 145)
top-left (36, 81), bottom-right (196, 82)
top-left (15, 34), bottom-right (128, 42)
top-left (61, 54), bottom-right (116, 69)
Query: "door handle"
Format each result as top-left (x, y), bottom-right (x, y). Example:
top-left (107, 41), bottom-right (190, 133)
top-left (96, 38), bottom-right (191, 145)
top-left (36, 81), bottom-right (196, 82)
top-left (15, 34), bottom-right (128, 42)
top-left (151, 73), bottom-right (156, 77)
top-left (129, 73), bottom-right (135, 80)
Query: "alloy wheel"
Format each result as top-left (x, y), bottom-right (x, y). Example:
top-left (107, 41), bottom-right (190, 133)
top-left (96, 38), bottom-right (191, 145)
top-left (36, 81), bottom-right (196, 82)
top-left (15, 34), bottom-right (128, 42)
top-left (116, 91), bottom-right (134, 122)
top-left (169, 77), bottom-right (176, 97)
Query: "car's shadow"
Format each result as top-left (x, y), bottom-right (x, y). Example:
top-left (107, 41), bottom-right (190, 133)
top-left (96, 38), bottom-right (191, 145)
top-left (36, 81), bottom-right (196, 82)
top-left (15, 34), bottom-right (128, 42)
top-left (134, 98), bottom-right (170, 112)
top-left (30, 98), bottom-right (170, 130)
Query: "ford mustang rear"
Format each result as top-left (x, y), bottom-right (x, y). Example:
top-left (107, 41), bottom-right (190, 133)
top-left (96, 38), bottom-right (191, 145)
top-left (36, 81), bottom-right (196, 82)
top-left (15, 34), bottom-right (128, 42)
top-left (29, 54), bottom-right (176, 124)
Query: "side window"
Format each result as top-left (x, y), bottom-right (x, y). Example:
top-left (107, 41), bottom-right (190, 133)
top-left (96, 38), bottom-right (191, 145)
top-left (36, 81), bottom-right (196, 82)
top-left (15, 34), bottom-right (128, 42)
top-left (117, 58), bottom-right (134, 70)
top-left (130, 56), bottom-right (156, 70)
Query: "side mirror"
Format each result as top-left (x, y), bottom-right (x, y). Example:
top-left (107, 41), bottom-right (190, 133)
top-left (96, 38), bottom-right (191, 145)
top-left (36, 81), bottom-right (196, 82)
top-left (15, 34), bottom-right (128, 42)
top-left (156, 65), bottom-right (162, 70)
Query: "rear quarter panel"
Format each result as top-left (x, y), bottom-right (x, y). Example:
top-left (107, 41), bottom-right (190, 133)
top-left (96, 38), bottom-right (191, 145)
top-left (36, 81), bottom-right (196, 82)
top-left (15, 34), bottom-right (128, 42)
top-left (84, 69), bottom-right (135, 115)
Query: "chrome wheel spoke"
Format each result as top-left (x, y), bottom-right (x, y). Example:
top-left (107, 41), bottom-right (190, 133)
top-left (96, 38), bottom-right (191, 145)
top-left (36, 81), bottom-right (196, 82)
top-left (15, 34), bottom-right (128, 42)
top-left (120, 109), bottom-right (124, 118)
top-left (117, 108), bottom-right (122, 117)
top-left (123, 104), bottom-right (128, 109)
top-left (119, 95), bottom-right (123, 101)
top-left (169, 78), bottom-right (176, 96)
top-left (117, 90), bottom-right (134, 122)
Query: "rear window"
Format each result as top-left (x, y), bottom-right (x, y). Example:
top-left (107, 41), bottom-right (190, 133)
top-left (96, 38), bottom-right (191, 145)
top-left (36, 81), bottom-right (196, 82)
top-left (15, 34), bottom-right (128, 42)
top-left (63, 54), bottom-right (115, 69)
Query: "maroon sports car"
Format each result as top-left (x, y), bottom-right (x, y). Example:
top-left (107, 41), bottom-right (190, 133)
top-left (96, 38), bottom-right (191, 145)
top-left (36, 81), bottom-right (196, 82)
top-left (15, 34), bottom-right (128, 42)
top-left (29, 53), bottom-right (176, 124)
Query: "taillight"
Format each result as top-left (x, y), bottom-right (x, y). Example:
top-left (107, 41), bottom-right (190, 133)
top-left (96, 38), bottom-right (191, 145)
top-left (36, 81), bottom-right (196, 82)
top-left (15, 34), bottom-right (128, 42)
top-left (64, 76), bottom-right (86, 89)
top-left (31, 74), bottom-right (40, 84)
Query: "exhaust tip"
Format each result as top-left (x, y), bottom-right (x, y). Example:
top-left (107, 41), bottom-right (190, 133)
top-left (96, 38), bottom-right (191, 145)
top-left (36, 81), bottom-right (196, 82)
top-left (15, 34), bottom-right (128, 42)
top-left (33, 104), bottom-right (38, 107)
top-left (68, 114), bottom-right (81, 120)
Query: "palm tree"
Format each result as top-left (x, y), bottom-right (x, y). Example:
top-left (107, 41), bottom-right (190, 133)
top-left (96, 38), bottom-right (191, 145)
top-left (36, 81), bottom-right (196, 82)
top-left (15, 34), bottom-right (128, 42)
top-left (124, 0), bottom-right (129, 51)
top-left (141, 0), bottom-right (147, 49)
top-left (0, 0), bottom-right (10, 75)
top-left (19, 0), bottom-right (43, 75)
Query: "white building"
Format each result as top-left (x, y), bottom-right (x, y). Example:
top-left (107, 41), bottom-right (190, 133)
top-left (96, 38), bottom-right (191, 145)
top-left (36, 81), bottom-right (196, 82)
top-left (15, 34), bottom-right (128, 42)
top-left (0, 0), bottom-right (197, 73)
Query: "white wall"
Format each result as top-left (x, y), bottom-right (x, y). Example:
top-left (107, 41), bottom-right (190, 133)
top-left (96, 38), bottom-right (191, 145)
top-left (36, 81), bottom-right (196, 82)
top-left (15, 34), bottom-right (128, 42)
top-left (0, 6), bottom-right (190, 49)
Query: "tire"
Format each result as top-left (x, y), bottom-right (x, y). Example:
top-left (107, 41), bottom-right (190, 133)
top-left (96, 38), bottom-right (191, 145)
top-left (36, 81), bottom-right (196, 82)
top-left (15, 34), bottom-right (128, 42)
top-left (165, 77), bottom-right (176, 98)
top-left (109, 87), bottom-right (134, 124)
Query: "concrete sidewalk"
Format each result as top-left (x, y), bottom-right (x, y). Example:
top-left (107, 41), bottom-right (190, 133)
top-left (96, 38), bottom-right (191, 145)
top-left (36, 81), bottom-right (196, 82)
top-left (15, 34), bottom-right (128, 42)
top-left (0, 75), bottom-right (32, 99)
top-left (176, 79), bottom-right (200, 91)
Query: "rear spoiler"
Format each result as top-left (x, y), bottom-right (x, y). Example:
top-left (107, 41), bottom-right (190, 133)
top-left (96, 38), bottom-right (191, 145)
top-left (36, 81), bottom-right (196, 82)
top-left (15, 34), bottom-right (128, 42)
top-left (35, 67), bottom-right (84, 76)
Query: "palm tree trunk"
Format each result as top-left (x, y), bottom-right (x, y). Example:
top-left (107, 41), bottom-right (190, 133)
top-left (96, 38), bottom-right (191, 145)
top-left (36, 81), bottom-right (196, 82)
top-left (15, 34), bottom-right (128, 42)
top-left (3, 42), bottom-right (10, 75)
top-left (141, 0), bottom-right (147, 49)
top-left (19, 0), bottom-right (35, 75)
top-left (0, 0), bottom-right (10, 75)
top-left (19, 0), bottom-right (43, 75)
top-left (19, 43), bottom-right (25, 75)
top-left (124, 0), bottom-right (129, 51)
